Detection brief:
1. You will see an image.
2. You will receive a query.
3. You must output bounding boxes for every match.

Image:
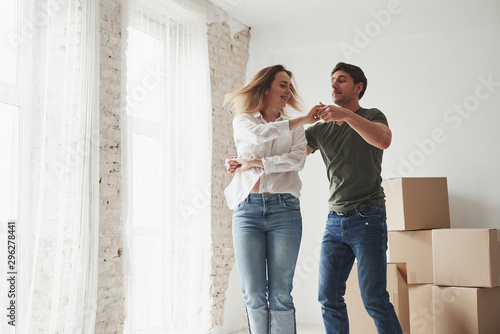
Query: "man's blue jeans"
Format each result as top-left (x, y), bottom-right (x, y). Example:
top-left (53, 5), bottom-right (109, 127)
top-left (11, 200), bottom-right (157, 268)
top-left (232, 193), bottom-right (302, 334)
top-left (318, 205), bottom-right (402, 334)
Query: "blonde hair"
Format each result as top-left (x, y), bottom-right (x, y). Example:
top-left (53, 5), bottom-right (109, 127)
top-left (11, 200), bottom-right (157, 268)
top-left (224, 65), bottom-right (303, 117)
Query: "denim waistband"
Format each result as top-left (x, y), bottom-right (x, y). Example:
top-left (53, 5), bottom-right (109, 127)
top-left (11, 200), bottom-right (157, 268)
top-left (330, 204), bottom-right (383, 217)
top-left (246, 193), bottom-right (293, 202)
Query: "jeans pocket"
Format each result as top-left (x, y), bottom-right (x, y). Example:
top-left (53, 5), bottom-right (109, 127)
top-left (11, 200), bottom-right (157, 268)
top-left (358, 205), bottom-right (383, 218)
top-left (281, 194), bottom-right (300, 210)
top-left (234, 199), bottom-right (247, 213)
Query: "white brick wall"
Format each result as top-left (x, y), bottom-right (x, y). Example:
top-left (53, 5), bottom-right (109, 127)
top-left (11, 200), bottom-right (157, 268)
top-left (96, 0), bottom-right (125, 332)
top-left (207, 21), bottom-right (250, 327)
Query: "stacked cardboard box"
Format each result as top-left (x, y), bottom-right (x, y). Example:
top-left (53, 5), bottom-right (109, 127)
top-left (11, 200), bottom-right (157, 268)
top-left (384, 177), bottom-right (450, 232)
top-left (383, 177), bottom-right (500, 334)
top-left (432, 229), bottom-right (500, 334)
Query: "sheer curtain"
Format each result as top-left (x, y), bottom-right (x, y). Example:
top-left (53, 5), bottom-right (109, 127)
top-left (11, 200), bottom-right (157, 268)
top-left (0, 1), bottom-right (22, 332)
top-left (11, 0), bottom-right (100, 333)
top-left (122, 0), bottom-right (212, 332)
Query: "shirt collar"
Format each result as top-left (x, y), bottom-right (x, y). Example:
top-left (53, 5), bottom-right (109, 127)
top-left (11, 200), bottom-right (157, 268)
top-left (254, 111), bottom-right (285, 122)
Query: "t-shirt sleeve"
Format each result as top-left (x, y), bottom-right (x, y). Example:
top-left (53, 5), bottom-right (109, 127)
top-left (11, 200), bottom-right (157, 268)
top-left (367, 108), bottom-right (389, 127)
top-left (304, 124), bottom-right (319, 153)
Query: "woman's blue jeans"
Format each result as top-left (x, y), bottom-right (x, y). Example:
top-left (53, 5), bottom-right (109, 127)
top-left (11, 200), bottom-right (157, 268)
top-left (232, 193), bottom-right (302, 334)
top-left (318, 205), bottom-right (403, 334)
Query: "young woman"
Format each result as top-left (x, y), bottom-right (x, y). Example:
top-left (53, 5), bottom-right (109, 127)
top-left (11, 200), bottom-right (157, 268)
top-left (224, 65), bottom-right (318, 333)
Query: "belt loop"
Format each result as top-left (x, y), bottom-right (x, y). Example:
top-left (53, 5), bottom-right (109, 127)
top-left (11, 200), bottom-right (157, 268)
top-left (277, 193), bottom-right (282, 203)
top-left (246, 196), bottom-right (250, 204)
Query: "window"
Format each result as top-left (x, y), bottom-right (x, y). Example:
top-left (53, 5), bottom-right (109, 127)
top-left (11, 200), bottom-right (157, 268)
top-left (124, 1), bottom-right (212, 333)
top-left (0, 0), bottom-right (20, 220)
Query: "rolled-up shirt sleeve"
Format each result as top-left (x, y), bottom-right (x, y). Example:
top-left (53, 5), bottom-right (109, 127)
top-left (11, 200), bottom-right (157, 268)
top-left (262, 126), bottom-right (307, 174)
top-left (233, 114), bottom-right (291, 145)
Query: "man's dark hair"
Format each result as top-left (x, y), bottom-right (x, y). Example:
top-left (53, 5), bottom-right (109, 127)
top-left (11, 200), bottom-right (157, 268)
top-left (331, 62), bottom-right (368, 99)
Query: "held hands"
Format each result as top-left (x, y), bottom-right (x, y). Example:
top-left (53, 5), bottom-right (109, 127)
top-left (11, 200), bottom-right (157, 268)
top-left (305, 105), bottom-right (322, 124)
top-left (316, 102), bottom-right (348, 124)
top-left (289, 103), bottom-right (343, 129)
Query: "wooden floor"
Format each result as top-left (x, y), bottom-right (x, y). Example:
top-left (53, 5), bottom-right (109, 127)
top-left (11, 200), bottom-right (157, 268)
top-left (232, 323), bottom-right (324, 333)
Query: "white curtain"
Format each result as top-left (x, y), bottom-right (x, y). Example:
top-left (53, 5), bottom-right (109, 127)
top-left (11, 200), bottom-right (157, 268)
top-left (13, 0), bottom-right (100, 333)
top-left (123, 0), bottom-right (212, 332)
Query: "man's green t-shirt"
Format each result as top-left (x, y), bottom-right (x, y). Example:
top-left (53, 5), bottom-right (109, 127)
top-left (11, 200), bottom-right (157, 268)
top-left (305, 107), bottom-right (388, 213)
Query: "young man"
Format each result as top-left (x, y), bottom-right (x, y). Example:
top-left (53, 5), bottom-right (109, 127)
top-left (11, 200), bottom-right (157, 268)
top-left (307, 62), bottom-right (402, 333)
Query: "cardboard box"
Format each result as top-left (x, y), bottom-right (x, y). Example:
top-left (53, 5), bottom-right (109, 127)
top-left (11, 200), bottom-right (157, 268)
top-left (409, 284), bottom-right (434, 334)
top-left (433, 286), bottom-right (500, 334)
top-left (433, 229), bottom-right (500, 288)
top-left (345, 263), bottom-right (410, 333)
top-left (388, 230), bottom-right (433, 284)
top-left (382, 177), bottom-right (450, 231)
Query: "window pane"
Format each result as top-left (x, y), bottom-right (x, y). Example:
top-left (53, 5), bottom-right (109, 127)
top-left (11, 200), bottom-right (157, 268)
top-left (126, 27), bottom-right (162, 123)
top-left (132, 133), bottom-right (162, 227)
top-left (0, 103), bottom-right (19, 221)
top-left (0, 0), bottom-right (18, 84)
top-left (132, 236), bottom-right (162, 331)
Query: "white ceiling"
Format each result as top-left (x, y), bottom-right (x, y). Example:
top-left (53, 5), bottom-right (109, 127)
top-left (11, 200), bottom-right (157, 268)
top-left (208, 0), bottom-right (401, 27)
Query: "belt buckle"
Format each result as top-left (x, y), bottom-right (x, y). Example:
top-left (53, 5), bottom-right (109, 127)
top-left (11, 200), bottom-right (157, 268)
top-left (337, 206), bottom-right (365, 216)
top-left (336, 209), bottom-right (352, 216)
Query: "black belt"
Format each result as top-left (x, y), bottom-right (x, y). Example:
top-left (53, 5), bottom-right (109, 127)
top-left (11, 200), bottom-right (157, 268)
top-left (334, 204), bottom-right (372, 216)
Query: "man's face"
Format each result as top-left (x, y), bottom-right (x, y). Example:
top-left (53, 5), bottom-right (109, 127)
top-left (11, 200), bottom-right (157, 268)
top-left (331, 70), bottom-right (361, 106)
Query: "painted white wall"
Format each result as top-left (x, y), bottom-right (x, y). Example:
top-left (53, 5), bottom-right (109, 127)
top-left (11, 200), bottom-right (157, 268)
top-left (230, 0), bottom-right (500, 328)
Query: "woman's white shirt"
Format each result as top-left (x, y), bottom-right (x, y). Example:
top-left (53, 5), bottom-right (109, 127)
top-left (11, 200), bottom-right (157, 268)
top-left (224, 112), bottom-right (307, 210)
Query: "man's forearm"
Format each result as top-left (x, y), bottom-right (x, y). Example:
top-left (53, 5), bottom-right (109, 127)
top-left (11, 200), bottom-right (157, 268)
top-left (345, 113), bottom-right (392, 150)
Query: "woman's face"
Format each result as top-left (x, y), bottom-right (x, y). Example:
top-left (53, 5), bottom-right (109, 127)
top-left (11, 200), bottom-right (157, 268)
top-left (264, 71), bottom-right (292, 110)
